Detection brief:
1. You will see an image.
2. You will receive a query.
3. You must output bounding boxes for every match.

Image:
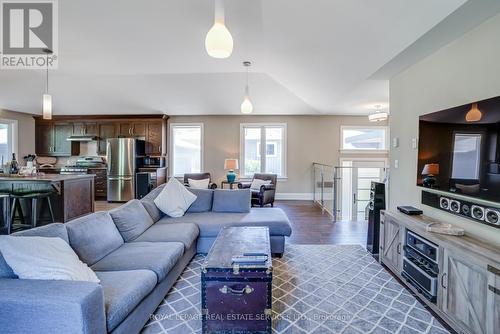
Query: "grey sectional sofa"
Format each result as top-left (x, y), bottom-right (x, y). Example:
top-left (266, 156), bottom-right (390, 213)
top-left (0, 186), bottom-right (292, 334)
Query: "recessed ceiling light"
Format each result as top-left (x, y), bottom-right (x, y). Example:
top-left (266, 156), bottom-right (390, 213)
top-left (368, 105), bottom-right (388, 122)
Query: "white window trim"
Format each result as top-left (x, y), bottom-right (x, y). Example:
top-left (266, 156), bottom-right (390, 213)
top-left (339, 125), bottom-right (389, 153)
top-left (240, 123), bottom-right (287, 179)
top-left (0, 118), bottom-right (18, 160)
top-left (169, 122), bottom-right (204, 177)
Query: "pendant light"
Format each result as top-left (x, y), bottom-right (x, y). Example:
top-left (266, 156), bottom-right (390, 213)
top-left (205, 0), bottom-right (233, 59)
top-left (465, 103), bottom-right (482, 122)
top-left (241, 61), bottom-right (253, 114)
top-left (42, 48), bottom-right (52, 120)
top-left (368, 105), bottom-right (388, 122)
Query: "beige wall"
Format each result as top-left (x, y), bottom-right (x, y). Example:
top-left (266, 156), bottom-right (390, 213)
top-left (389, 13), bottom-right (500, 244)
top-left (169, 115), bottom-right (386, 197)
top-left (0, 109), bottom-right (36, 161)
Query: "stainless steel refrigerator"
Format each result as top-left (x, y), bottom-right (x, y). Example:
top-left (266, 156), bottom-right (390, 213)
top-left (106, 138), bottom-right (141, 202)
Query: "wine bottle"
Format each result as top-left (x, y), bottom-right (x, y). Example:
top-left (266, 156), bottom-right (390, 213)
top-left (10, 153), bottom-right (19, 174)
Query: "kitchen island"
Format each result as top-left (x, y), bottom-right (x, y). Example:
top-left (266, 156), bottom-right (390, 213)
top-left (0, 174), bottom-right (95, 223)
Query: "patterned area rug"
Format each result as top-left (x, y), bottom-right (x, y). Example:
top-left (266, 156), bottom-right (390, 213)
top-left (142, 245), bottom-right (449, 334)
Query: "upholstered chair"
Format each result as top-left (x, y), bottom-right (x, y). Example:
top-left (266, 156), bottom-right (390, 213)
top-left (238, 173), bottom-right (277, 207)
top-left (183, 173), bottom-right (217, 189)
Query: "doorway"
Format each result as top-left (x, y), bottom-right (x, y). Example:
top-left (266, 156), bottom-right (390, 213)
top-left (339, 159), bottom-right (387, 221)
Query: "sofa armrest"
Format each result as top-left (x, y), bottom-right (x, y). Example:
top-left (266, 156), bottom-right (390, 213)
top-left (209, 182), bottom-right (218, 189)
top-left (238, 182), bottom-right (251, 189)
top-left (0, 278), bottom-right (106, 334)
top-left (260, 184), bottom-right (275, 191)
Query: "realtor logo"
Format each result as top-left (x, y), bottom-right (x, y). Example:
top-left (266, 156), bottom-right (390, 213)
top-left (1, 0), bottom-right (58, 69)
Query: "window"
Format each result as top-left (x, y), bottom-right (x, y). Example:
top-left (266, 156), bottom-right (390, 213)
top-left (240, 124), bottom-right (286, 177)
top-left (169, 123), bottom-right (203, 176)
top-left (341, 126), bottom-right (388, 151)
top-left (0, 119), bottom-right (17, 163)
top-left (451, 133), bottom-right (482, 180)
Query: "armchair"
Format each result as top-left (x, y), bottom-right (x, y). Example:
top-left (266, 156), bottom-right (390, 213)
top-left (183, 172), bottom-right (218, 189)
top-left (238, 173), bottom-right (277, 207)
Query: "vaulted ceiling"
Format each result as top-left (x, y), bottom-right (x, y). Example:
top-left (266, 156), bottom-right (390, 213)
top-left (0, 0), bottom-right (494, 116)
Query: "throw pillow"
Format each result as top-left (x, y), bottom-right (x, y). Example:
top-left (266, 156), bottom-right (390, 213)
top-left (0, 236), bottom-right (100, 283)
top-left (154, 177), bottom-right (197, 217)
top-left (188, 178), bottom-right (210, 189)
top-left (250, 179), bottom-right (272, 190)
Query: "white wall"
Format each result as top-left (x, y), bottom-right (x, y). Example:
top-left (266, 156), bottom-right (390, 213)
top-left (389, 13), bottom-right (500, 244)
top-left (0, 109), bottom-right (36, 161)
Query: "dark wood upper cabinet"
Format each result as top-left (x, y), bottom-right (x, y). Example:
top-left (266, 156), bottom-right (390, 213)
top-left (36, 122), bottom-right (79, 156)
top-left (98, 123), bottom-right (117, 155)
top-left (35, 123), bottom-right (53, 156)
top-left (34, 115), bottom-right (167, 157)
top-left (146, 121), bottom-right (163, 155)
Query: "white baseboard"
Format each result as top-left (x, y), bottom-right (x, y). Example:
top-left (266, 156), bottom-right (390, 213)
top-left (275, 193), bottom-right (314, 200)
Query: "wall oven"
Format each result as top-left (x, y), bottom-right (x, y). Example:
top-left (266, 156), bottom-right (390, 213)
top-left (402, 230), bottom-right (439, 303)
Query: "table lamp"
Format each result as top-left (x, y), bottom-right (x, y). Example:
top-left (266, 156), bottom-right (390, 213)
top-left (224, 158), bottom-right (239, 183)
top-left (422, 163), bottom-right (439, 188)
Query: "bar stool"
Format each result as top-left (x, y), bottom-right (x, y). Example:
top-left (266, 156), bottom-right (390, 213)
top-left (0, 193), bottom-right (11, 235)
top-left (10, 183), bottom-right (55, 229)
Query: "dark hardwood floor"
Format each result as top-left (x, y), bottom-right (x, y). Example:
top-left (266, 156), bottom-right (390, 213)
top-left (95, 200), bottom-right (368, 246)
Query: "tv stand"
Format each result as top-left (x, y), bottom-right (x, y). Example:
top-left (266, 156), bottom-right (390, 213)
top-left (380, 210), bottom-right (500, 334)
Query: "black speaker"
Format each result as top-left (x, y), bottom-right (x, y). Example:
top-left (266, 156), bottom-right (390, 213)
top-left (367, 182), bottom-right (386, 254)
top-left (136, 172), bottom-right (152, 199)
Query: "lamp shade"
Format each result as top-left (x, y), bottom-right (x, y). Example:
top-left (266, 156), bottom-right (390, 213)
top-left (422, 163), bottom-right (439, 176)
top-left (224, 158), bottom-right (239, 170)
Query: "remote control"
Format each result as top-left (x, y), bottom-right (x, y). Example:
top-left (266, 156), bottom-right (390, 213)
top-left (231, 255), bottom-right (268, 264)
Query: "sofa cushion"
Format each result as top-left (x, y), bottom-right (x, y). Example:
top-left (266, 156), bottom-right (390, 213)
top-left (157, 208), bottom-right (292, 237)
top-left (95, 270), bottom-right (157, 332)
top-left (91, 242), bottom-right (184, 282)
top-left (1, 223), bottom-right (69, 279)
top-left (187, 188), bottom-right (214, 213)
top-left (140, 184), bottom-right (166, 222)
top-left (13, 223), bottom-right (69, 243)
top-left (212, 189), bottom-right (251, 213)
top-left (109, 199), bottom-right (154, 242)
top-left (133, 223), bottom-right (199, 250)
top-left (0, 236), bottom-right (100, 283)
top-left (66, 212), bottom-right (124, 266)
top-left (154, 178), bottom-right (197, 218)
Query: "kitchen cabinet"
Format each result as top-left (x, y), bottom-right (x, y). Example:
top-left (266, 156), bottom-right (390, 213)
top-left (146, 121), bottom-right (163, 155)
top-left (35, 122), bottom-right (79, 156)
top-left (380, 213), bottom-right (403, 273)
top-left (441, 249), bottom-right (500, 334)
top-left (118, 122), bottom-right (146, 137)
top-left (73, 122), bottom-right (97, 136)
top-left (98, 123), bottom-right (117, 155)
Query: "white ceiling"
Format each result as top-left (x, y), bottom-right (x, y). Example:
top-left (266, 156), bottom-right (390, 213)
top-left (0, 0), bottom-right (475, 116)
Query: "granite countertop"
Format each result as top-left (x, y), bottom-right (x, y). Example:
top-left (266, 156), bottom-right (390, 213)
top-left (0, 174), bottom-right (95, 182)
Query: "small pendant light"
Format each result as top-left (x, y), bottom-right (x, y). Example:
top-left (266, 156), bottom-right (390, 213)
top-left (205, 0), bottom-right (233, 59)
top-left (465, 103), bottom-right (482, 122)
top-left (42, 48), bottom-right (52, 120)
top-left (241, 61), bottom-right (253, 114)
top-left (368, 105), bottom-right (388, 122)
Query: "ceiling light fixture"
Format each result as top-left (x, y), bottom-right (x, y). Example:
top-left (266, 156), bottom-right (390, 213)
top-left (368, 105), bottom-right (388, 122)
top-left (465, 102), bottom-right (482, 122)
top-left (241, 61), bottom-right (253, 114)
top-left (42, 48), bottom-right (53, 120)
top-left (205, 0), bottom-right (233, 59)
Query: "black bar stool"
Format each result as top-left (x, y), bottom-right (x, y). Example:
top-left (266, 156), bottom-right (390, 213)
top-left (10, 183), bottom-right (55, 229)
top-left (0, 193), bottom-right (11, 235)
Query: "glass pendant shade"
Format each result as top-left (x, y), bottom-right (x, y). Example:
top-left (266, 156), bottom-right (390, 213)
top-left (465, 103), bottom-right (482, 122)
top-left (205, 22), bottom-right (233, 58)
top-left (42, 94), bottom-right (52, 120)
top-left (241, 95), bottom-right (253, 114)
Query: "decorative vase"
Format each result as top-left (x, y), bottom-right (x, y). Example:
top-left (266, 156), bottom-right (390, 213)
top-left (226, 170), bottom-right (236, 183)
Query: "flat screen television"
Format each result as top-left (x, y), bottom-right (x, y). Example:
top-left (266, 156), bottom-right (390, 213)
top-left (418, 95), bottom-right (500, 203)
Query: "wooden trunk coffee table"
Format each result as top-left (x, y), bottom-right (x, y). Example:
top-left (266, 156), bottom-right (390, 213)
top-left (201, 226), bottom-right (272, 334)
